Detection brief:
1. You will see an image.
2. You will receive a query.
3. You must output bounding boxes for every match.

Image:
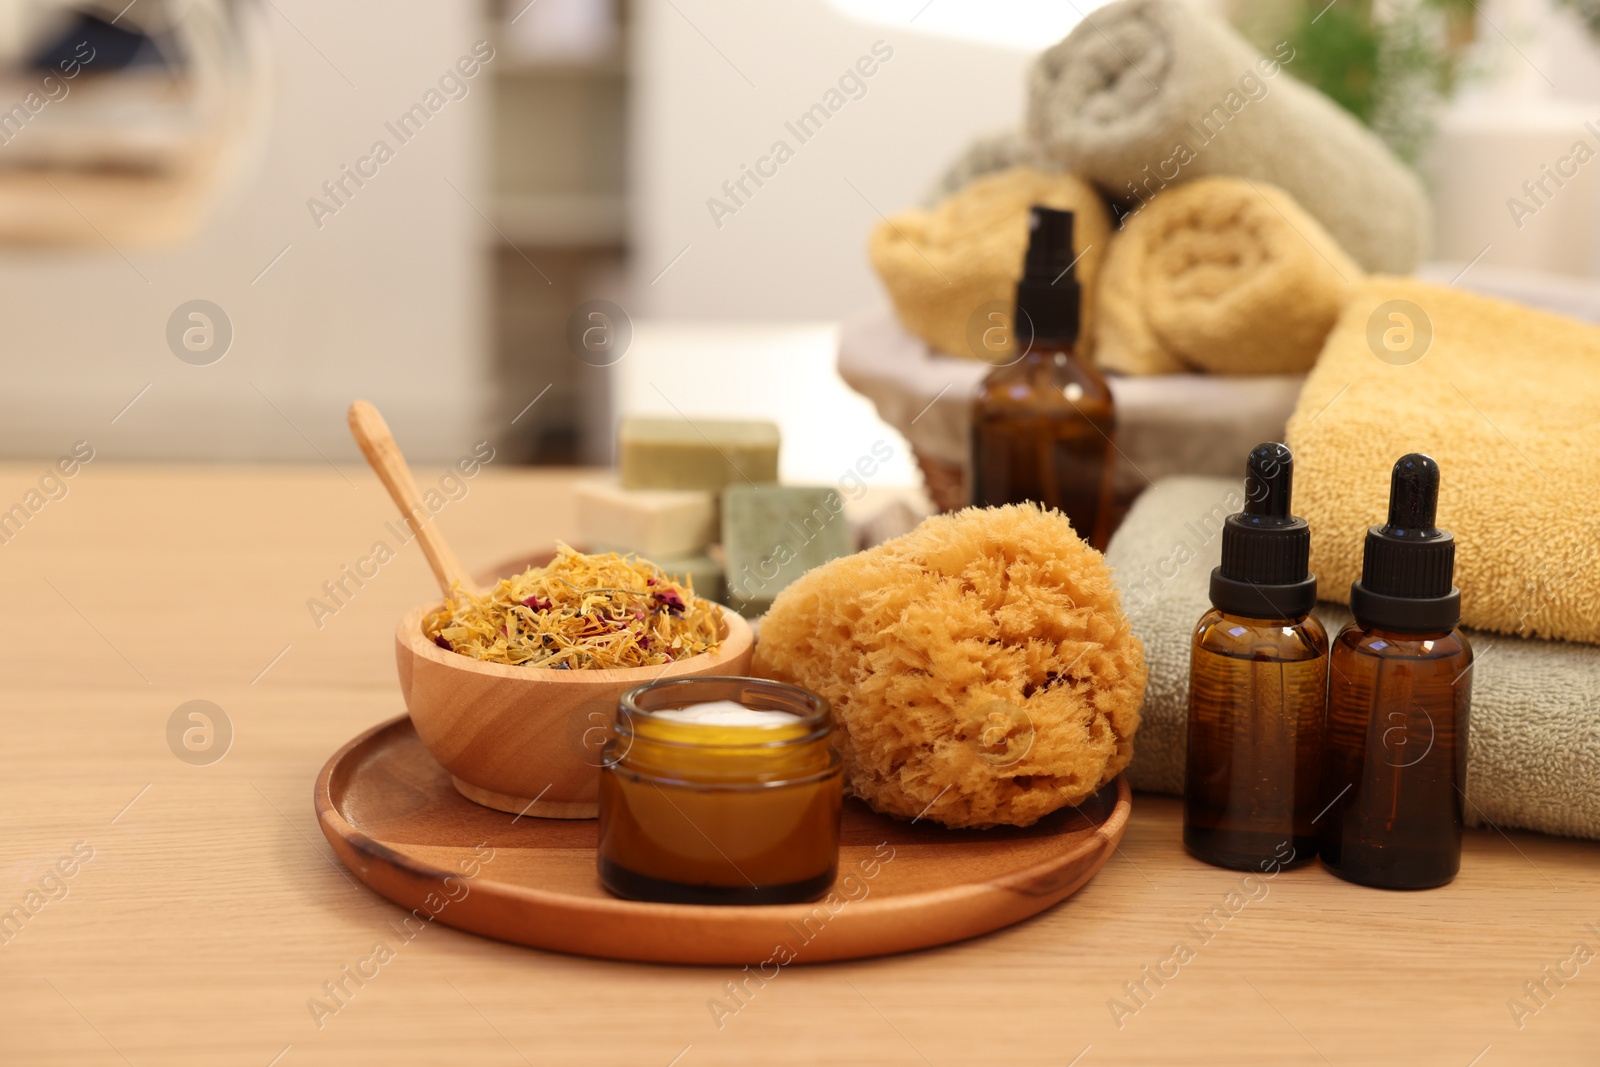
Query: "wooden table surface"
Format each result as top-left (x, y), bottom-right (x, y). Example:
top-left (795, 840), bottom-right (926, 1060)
top-left (2, 465), bottom-right (1596, 1066)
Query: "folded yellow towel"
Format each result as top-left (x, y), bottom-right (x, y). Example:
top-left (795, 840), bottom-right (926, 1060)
top-left (1096, 177), bottom-right (1362, 376)
top-left (869, 166), bottom-right (1111, 361)
top-left (1287, 278), bottom-right (1600, 645)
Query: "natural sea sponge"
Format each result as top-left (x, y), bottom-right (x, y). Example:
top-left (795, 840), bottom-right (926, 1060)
top-left (753, 504), bottom-right (1145, 829)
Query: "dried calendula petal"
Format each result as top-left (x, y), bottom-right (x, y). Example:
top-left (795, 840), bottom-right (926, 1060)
top-left (423, 543), bottom-right (721, 669)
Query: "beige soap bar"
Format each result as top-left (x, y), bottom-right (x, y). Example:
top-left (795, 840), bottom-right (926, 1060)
top-left (577, 476), bottom-right (716, 558)
top-left (618, 417), bottom-right (780, 492)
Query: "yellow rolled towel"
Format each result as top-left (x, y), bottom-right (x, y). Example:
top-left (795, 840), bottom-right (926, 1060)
top-left (1287, 277), bottom-right (1600, 645)
top-left (869, 166), bottom-right (1111, 361)
top-left (1096, 177), bottom-right (1362, 376)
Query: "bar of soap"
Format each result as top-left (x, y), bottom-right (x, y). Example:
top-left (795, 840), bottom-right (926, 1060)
top-left (577, 476), bottom-right (716, 558)
top-left (619, 417), bottom-right (780, 492)
top-left (722, 486), bottom-right (852, 614)
top-left (592, 545), bottom-right (725, 605)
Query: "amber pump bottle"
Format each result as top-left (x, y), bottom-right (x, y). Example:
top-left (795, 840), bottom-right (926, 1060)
top-left (1184, 443), bottom-right (1326, 870)
top-left (1320, 454), bottom-right (1471, 890)
top-left (971, 206), bottom-right (1116, 549)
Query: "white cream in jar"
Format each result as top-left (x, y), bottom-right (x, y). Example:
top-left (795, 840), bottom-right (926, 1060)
top-left (649, 700), bottom-right (798, 728)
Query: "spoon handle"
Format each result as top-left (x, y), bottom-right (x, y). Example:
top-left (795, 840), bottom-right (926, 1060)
top-left (347, 400), bottom-right (481, 598)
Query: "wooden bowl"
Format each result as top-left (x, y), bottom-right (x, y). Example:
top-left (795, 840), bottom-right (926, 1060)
top-left (395, 603), bottom-right (754, 820)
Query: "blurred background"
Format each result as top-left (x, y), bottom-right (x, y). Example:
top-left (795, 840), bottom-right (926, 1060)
top-left (1, 0), bottom-right (1598, 483)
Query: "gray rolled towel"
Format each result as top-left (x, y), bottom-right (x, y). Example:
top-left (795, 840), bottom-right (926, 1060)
top-left (1106, 476), bottom-right (1600, 841)
top-left (1027, 0), bottom-right (1430, 274)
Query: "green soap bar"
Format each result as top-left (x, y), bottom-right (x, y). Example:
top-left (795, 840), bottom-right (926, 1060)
top-left (591, 544), bottom-right (725, 605)
top-left (619, 417), bottom-right (780, 492)
top-left (721, 485), bottom-right (852, 613)
top-left (733, 597), bottom-right (772, 621)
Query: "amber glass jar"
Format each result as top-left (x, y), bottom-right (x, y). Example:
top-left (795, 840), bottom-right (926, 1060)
top-left (1185, 609), bottom-right (1328, 870)
top-left (597, 676), bottom-right (842, 905)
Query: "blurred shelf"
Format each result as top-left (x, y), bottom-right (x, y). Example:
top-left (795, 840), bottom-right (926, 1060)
top-left (493, 192), bottom-right (626, 247)
top-left (491, 45), bottom-right (627, 78)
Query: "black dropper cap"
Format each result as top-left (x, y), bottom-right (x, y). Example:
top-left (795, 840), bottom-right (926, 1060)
top-left (1014, 206), bottom-right (1081, 345)
top-left (1350, 453), bottom-right (1460, 633)
top-left (1209, 443), bottom-right (1316, 619)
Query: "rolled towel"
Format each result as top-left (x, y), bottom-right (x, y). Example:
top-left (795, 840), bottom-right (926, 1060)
top-left (1028, 0), bottom-right (1430, 274)
top-left (1106, 476), bottom-right (1600, 841)
top-left (1287, 278), bottom-right (1600, 646)
top-left (1096, 176), bottom-right (1362, 376)
top-left (869, 165), bottom-right (1112, 361)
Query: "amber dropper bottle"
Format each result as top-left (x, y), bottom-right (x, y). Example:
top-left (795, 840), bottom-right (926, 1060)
top-left (1320, 454), bottom-right (1472, 889)
top-left (971, 205), bottom-right (1117, 549)
top-left (1184, 443), bottom-right (1326, 871)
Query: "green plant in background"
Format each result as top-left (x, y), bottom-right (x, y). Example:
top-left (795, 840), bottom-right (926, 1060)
top-left (1555, 0), bottom-right (1600, 36)
top-left (1232, 0), bottom-right (1477, 164)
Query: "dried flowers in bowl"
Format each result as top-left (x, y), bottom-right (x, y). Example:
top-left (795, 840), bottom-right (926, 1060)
top-left (398, 543), bottom-right (753, 818)
top-left (422, 543), bottom-right (723, 669)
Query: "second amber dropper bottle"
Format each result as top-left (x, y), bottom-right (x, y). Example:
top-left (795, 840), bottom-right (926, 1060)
top-left (970, 205), bottom-right (1117, 549)
top-left (1184, 443), bottom-right (1327, 871)
top-left (1319, 453), bottom-right (1472, 889)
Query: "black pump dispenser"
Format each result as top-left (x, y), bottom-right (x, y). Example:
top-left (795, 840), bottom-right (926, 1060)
top-left (1350, 453), bottom-right (1460, 632)
top-left (1209, 442), bottom-right (1316, 618)
top-left (1014, 206), bottom-right (1081, 344)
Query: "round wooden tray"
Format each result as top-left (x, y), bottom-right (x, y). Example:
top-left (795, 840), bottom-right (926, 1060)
top-left (315, 715), bottom-right (1132, 965)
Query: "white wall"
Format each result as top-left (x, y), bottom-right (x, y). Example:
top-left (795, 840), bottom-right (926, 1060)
top-left (1420, 0), bottom-right (1600, 275)
top-left (0, 0), bottom-right (491, 463)
top-left (634, 0), bottom-right (1600, 311)
top-left (629, 0), bottom-right (1082, 321)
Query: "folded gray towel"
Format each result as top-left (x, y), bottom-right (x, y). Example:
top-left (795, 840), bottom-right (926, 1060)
top-left (1027, 0), bottom-right (1429, 274)
top-left (1106, 476), bottom-right (1600, 841)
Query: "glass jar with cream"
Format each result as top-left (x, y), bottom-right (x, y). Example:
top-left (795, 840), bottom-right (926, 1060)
top-left (597, 676), bottom-right (842, 905)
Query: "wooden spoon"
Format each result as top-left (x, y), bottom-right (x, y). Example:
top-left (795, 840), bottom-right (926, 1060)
top-left (347, 400), bottom-right (484, 598)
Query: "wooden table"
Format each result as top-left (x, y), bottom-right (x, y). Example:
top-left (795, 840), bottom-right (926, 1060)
top-left (2, 465), bottom-right (1596, 1066)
